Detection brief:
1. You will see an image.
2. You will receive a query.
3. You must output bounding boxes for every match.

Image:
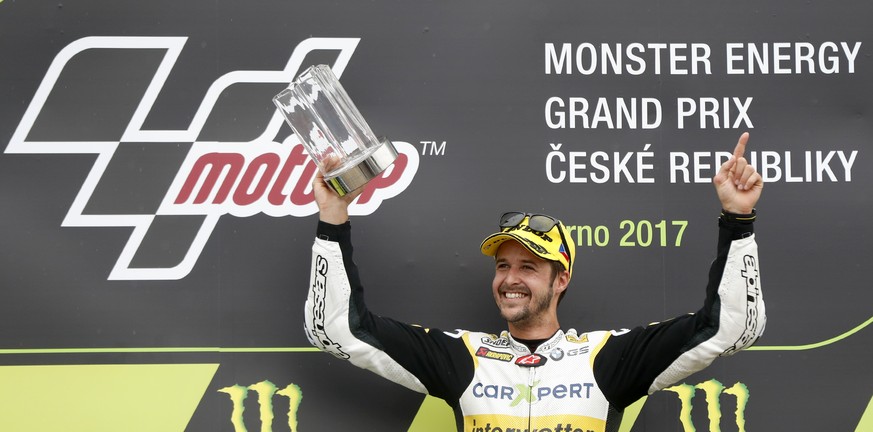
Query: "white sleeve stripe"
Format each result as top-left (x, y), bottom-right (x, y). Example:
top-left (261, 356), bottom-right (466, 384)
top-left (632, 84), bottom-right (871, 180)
top-left (304, 238), bottom-right (427, 394)
top-left (648, 235), bottom-right (766, 393)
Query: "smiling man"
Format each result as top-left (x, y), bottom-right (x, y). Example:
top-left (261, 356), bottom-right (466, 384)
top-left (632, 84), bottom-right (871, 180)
top-left (481, 212), bottom-right (573, 341)
top-left (304, 133), bottom-right (766, 432)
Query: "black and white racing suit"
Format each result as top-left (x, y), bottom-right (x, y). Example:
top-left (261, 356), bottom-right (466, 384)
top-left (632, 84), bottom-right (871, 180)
top-left (304, 214), bottom-right (765, 432)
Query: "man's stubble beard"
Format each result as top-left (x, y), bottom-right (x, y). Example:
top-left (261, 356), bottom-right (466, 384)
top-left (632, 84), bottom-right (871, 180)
top-left (499, 283), bottom-right (555, 325)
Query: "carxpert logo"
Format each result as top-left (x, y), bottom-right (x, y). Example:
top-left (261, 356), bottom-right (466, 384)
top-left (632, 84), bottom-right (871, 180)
top-left (5, 36), bottom-right (419, 280)
top-left (472, 381), bottom-right (595, 407)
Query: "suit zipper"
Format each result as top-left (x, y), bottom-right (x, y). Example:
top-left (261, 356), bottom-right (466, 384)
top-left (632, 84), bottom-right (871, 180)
top-left (527, 366), bottom-right (537, 431)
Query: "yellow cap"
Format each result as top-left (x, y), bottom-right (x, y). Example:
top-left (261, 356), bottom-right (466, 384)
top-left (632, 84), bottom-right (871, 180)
top-left (480, 215), bottom-right (575, 278)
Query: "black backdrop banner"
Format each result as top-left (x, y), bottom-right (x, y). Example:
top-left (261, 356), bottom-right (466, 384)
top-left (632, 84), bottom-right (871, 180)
top-left (1, 1), bottom-right (871, 431)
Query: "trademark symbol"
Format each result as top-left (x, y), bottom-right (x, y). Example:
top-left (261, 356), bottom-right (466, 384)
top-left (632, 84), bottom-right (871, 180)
top-left (419, 140), bottom-right (446, 156)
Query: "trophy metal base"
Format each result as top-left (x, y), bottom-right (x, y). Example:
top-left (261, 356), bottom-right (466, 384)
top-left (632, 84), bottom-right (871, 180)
top-left (324, 138), bottom-right (399, 196)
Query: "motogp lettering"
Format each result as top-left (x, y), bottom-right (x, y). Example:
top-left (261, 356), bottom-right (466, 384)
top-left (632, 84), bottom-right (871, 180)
top-left (170, 139), bottom-right (413, 214)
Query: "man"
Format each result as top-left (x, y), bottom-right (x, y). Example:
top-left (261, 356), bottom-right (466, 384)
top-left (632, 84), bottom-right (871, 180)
top-left (304, 133), bottom-right (765, 432)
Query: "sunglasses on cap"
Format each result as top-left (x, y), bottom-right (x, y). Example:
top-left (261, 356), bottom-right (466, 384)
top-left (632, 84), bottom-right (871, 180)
top-left (498, 212), bottom-right (572, 270)
top-left (499, 212), bottom-right (561, 233)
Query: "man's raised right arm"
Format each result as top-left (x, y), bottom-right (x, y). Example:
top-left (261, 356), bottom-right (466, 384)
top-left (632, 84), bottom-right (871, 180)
top-left (302, 163), bottom-right (473, 400)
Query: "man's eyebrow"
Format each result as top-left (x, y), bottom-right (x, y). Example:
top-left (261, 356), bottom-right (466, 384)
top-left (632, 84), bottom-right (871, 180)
top-left (495, 256), bottom-right (540, 265)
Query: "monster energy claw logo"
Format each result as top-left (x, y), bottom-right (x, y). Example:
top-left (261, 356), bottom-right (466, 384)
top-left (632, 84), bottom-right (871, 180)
top-left (219, 380), bottom-right (303, 432)
top-left (665, 379), bottom-right (749, 432)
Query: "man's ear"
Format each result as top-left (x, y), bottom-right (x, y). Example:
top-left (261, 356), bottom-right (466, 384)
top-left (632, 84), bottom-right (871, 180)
top-left (553, 270), bottom-right (570, 294)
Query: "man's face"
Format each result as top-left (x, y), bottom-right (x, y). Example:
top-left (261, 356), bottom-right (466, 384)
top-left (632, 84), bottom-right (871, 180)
top-left (491, 241), bottom-right (566, 327)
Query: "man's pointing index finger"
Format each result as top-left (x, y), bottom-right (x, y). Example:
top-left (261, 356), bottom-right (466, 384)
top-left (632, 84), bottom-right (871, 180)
top-left (734, 132), bottom-right (750, 159)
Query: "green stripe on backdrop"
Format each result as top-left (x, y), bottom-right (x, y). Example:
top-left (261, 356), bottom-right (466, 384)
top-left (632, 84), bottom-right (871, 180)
top-left (748, 315), bottom-right (873, 351)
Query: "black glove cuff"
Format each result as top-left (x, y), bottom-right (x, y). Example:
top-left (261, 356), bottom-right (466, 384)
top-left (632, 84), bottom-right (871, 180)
top-left (720, 209), bottom-right (756, 224)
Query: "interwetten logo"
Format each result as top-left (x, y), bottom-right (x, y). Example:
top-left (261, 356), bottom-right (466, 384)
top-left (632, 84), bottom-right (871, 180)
top-left (5, 36), bottom-right (419, 280)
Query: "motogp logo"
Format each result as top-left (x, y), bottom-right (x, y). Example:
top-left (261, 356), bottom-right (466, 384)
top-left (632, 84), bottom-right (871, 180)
top-left (5, 36), bottom-right (418, 280)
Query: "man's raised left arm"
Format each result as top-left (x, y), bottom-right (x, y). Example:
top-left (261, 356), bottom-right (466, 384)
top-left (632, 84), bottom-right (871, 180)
top-left (593, 132), bottom-right (766, 408)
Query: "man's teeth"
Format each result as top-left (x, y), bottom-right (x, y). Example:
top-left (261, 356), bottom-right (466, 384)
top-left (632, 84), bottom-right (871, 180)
top-left (506, 292), bottom-right (526, 299)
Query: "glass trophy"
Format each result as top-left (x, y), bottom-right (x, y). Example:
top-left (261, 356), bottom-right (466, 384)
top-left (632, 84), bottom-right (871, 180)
top-left (273, 64), bottom-right (398, 196)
